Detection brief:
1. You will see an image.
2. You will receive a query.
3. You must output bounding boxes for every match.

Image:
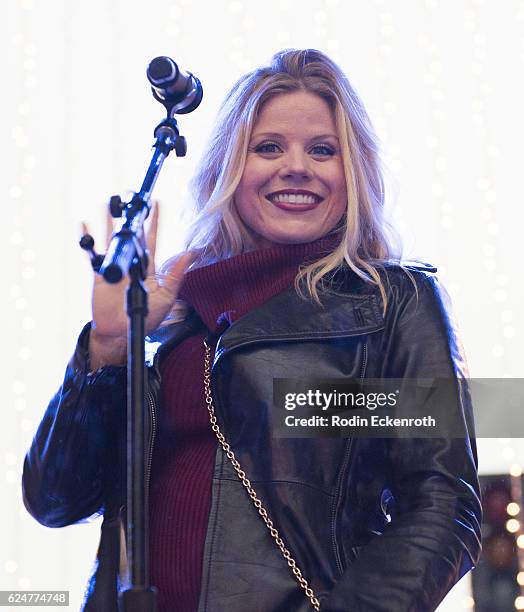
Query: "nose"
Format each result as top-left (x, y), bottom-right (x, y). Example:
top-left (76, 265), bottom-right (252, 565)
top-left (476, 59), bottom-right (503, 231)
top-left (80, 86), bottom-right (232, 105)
top-left (279, 146), bottom-right (313, 180)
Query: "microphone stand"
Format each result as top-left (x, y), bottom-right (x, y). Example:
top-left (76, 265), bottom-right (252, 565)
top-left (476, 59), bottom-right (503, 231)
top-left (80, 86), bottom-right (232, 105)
top-left (81, 112), bottom-right (187, 612)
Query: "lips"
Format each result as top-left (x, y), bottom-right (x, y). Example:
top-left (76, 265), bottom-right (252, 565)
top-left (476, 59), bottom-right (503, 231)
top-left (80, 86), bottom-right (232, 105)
top-left (265, 189), bottom-right (323, 211)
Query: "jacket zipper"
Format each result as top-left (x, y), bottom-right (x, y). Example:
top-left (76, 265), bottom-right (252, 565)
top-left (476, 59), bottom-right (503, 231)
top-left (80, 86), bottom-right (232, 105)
top-left (332, 340), bottom-right (368, 574)
top-left (360, 342), bottom-right (368, 380)
top-left (145, 386), bottom-right (157, 497)
top-left (332, 437), bottom-right (354, 575)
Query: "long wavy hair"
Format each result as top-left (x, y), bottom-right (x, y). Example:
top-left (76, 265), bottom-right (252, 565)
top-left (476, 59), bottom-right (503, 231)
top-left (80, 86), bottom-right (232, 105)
top-left (184, 48), bottom-right (401, 307)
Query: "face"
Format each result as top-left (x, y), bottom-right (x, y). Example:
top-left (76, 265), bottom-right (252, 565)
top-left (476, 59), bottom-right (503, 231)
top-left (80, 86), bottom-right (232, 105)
top-left (234, 90), bottom-right (347, 248)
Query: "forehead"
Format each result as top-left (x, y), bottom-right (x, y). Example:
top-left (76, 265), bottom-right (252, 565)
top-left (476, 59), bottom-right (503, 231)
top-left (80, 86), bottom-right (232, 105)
top-left (253, 90), bottom-right (336, 135)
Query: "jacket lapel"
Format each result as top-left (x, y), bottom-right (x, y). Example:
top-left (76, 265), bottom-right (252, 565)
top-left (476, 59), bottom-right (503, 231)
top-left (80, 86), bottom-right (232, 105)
top-left (144, 276), bottom-right (386, 366)
top-left (214, 284), bottom-right (385, 361)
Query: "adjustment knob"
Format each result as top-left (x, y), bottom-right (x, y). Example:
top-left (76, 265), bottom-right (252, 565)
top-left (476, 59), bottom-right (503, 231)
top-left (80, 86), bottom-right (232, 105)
top-left (175, 135), bottom-right (187, 157)
top-left (109, 195), bottom-right (125, 218)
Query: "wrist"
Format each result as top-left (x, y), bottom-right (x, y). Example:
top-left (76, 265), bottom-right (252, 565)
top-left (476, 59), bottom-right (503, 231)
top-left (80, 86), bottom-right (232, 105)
top-left (88, 327), bottom-right (127, 370)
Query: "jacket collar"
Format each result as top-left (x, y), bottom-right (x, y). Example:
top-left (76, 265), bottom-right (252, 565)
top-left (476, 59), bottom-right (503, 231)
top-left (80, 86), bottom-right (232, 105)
top-left (214, 283), bottom-right (384, 360)
top-left (145, 280), bottom-right (385, 366)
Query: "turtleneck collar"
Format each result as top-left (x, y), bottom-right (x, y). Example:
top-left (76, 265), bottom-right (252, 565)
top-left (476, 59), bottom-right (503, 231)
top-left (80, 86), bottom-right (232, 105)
top-left (178, 235), bottom-right (340, 335)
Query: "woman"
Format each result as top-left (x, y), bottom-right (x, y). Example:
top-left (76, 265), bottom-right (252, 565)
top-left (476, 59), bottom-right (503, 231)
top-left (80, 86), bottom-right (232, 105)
top-left (23, 49), bottom-right (481, 611)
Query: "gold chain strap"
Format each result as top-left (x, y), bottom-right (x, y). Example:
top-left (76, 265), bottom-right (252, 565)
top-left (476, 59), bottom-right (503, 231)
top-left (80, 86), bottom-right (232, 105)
top-left (203, 339), bottom-right (321, 611)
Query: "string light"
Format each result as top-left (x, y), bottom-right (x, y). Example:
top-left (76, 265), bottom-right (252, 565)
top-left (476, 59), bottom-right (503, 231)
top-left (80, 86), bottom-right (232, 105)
top-left (510, 465), bottom-right (524, 604)
top-left (241, 15), bottom-right (255, 29)
top-left (5, 471), bottom-right (18, 484)
top-left (228, 0), bottom-right (242, 12)
top-left (492, 344), bottom-right (504, 358)
top-left (21, 316), bottom-right (35, 331)
top-left (18, 347), bottom-right (32, 361)
top-left (12, 381), bottom-right (25, 395)
top-left (14, 398), bottom-right (26, 411)
top-left (10, 186), bottom-right (23, 199)
top-left (20, 418), bottom-right (33, 433)
top-left (4, 452), bottom-right (17, 466)
top-left (504, 447), bottom-right (517, 460)
top-left (504, 326), bottom-right (516, 339)
top-left (481, 465), bottom-right (524, 606)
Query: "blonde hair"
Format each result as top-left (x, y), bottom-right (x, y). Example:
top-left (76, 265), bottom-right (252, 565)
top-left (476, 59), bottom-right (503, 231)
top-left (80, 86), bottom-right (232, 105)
top-left (184, 48), bottom-right (401, 307)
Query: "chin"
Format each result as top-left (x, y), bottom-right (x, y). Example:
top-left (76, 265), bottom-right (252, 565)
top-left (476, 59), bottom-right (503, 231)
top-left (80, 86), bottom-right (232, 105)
top-left (248, 220), bottom-right (331, 248)
top-left (282, 236), bottom-right (318, 244)
top-left (261, 225), bottom-right (321, 245)
top-left (278, 228), bottom-right (324, 242)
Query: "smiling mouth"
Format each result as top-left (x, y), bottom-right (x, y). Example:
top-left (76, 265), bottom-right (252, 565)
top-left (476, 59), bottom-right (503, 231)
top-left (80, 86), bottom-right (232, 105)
top-left (266, 190), bottom-right (323, 205)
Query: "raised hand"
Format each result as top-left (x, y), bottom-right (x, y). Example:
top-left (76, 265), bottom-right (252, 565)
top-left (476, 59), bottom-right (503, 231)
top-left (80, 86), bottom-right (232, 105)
top-left (82, 202), bottom-right (195, 369)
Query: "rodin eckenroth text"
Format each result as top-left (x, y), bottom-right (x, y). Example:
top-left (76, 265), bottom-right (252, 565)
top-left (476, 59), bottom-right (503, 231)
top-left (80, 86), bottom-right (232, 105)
top-left (284, 414), bottom-right (437, 428)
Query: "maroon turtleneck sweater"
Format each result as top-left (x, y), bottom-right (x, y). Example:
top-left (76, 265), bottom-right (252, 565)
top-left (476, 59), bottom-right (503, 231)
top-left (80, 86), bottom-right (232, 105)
top-left (149, 237), bottom-right (338, 612)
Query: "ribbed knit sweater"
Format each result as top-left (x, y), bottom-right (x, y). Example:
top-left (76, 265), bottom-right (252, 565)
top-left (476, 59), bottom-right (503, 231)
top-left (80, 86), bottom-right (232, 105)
top-left (149, 237), bottom-right (338, 611)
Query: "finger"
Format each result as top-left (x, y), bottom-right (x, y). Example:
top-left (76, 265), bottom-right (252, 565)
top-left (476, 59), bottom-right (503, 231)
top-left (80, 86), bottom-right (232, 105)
top-left (105, 207), bottom-right (114, 248)
top-left (80, 221), bottom-right (103, 280)
top-left (80, 222), bottom-right (91, 262)
top-left (79, 221), bottom-right (95, 263)
top-left (158, 251), bottom-right (198, 294)
top-left (146, 200), bottom-right (159, 270)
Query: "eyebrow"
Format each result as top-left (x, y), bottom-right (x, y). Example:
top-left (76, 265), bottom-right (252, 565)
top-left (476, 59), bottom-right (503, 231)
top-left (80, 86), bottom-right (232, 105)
top-left (250, 131), bottom-right (339, 142)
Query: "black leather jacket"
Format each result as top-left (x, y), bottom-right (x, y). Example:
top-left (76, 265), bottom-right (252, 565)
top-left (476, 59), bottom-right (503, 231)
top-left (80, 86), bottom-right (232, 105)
top-left (22, 265), bottom-right (481, 611)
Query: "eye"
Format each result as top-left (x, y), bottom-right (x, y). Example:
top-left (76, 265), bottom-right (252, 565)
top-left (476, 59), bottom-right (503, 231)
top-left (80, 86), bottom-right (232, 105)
top-left (254, 141), bottom-right (282, 154)
top-left (310, 143), bottom-right (336, 156)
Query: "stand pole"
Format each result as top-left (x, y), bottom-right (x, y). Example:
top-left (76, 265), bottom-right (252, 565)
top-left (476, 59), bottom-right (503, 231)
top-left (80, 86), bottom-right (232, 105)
top-left (81, 116), bottom-right (187, 612)
top-left (120, 262), bottom-right (157, 611)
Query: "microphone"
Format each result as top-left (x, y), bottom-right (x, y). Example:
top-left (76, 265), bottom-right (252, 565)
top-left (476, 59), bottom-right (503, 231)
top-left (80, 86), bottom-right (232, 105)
top-left (147, 56), bottom-right (203, 114)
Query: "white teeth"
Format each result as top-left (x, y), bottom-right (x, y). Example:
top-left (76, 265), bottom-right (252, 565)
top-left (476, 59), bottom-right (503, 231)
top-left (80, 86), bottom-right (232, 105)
top-left (269, 193), bottom-right (319, 205)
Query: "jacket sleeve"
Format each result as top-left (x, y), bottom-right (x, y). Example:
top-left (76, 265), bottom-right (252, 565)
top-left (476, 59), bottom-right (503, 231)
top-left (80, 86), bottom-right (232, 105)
top-left (22, 323), bottom-right (127, 528)
top-left (322, 272), bottom-right (482, 612)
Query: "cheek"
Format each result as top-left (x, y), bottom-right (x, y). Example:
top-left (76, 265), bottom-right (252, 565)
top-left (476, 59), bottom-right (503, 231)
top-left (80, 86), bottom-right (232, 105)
top-left (234, 182), bottom-right (263, 229)
top-left (235, 165), bottom-right (272, 212)
top-left (330, 177), bottom-right (348, 219)
top-left (235, 171), bottom-right (255, 205)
